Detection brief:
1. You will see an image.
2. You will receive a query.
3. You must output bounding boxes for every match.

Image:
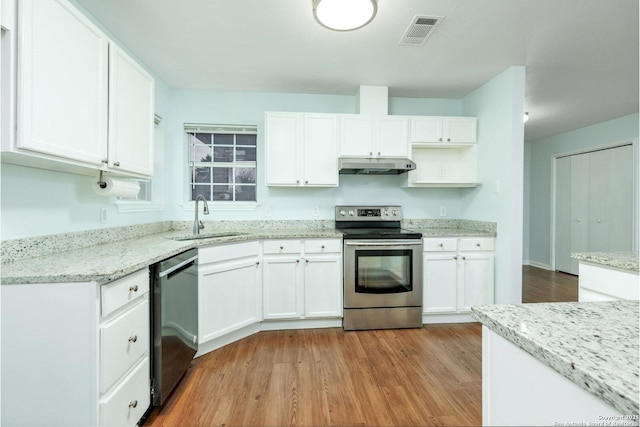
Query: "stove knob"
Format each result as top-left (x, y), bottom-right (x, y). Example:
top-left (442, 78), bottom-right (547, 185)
top-left (348, 210), bottom-right (355, 216)
top-left (339, 209), bottom-right (346, 216)
top-left (383, 210), bottom-right (389, 216)
top-left (392, 209), bottom-right (399, 216)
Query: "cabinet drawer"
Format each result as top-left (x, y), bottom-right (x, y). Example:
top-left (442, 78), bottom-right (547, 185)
top-left (458, 237), bottom-right (494, 251)
top-left (100, 357), bottom-right (150, 427)
top-left (199, 241), bottom-right (260, 264)
top-left (263, 239), bottom-right (302, 254)
top-left (101, 298), bottom-right (149, 393)
top-left (423, 238), bottom-right (457, 252)
top-left (304, 239), bottom-right (341, 254)
top-left (101, 269), bottom-right (149, 317)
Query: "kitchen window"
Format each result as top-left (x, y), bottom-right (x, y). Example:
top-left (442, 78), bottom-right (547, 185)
top-left (186, 124), bottom-right (257, 203)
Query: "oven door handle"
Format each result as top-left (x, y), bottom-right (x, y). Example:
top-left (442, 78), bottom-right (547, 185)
top-left (344, 241), bottom-right (423, 247)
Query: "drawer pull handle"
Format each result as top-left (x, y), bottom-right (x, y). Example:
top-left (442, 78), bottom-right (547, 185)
top-left (129, 400), bottom-right (138, 409)
top-left (280, 246), bottom-right (284, 250)
top-left (129, 285), bottom-right (139, 292)
top-left (476, 243), bottom-right (481, 247)
top-left (128, 335), bottom-right (138, 343)
top-left (321, 245), bottom-right (325, 249)
top-left (438, 243), bottom-right (443, 247)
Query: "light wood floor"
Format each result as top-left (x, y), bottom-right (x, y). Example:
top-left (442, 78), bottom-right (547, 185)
top-left (145, 266), bottom-right (578, 427)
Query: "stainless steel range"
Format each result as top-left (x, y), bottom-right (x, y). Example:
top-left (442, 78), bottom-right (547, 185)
top-left (336, 206), bottom-right (423, 331)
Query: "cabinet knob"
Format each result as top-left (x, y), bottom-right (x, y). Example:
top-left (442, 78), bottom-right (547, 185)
top-left (447, 138), bottom-right (451, 142)
top-left (296, 259), bottom-right (300, 263)
top-left (439, 138), bottom-right (443, 142)
top-left (576, 218), bottom-right (582, 222)
top-left (377, 151), bottom-right (381, 156)
top-left (256, 261), bottom-right (260, 266)
top-left (305, 259), bottom-right (309, 264)
top-left (102, 159), bottom-right (108, 164)
top-left (128, 335), bottom-right (138, 343)
top-left (129, 285), bottom-right (139, 292)
top-left (113, 161), bottom-right (120, 167)
top-left (597, 218), bottom-right (602, 223)
top-left (438, 243), bottom-right (444, 248)
top-left (369, 152), bottom-right (373, 156)
top-left (476, 243), bottom-right (481, 247)
top-left (321, 245), bottom-right (325, 249)
top-left (129, 400), bottom-right (138, 409)
top-left (305, 180), bottom-right (309, 184)
top-left (453, 256), bottom-right (458, 260)
top-left (296, 180), bottom-right (300, 184)
top-left (279, 246), bottom-right (284, 250)
top-left (462, 256), bottom-right (466, 260)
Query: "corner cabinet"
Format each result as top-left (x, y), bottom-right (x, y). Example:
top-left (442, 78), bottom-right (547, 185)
top-left (265, 112), bottom-right (338, 187)
top-left (2, 0), bottom-right (154, 178)
top-left (1, 268), bottom-right (151, 427)
top-left (262, 238), bottom-right (342, 321)
top-left (406, 116), bottom-right (480, 188)
top-left (197, 241), bottom-right (262, 355)
top-left (339, 114), bottom-right (409, 158)
top-left (423, 237), bottom-right (494, 320)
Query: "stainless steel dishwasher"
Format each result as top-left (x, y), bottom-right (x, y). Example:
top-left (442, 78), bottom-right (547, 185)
top-left (151, 248), bottom-right (198, 406)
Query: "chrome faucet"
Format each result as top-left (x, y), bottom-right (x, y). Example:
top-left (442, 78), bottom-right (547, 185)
top-left (193, 194), bottom-right (210, 235)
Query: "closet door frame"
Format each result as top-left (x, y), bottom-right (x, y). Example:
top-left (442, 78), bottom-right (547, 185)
top-left (550, 138), bottom-right (638, 272)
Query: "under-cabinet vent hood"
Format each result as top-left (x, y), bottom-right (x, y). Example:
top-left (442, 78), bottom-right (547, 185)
top-left (339, 157), bottom-right (416, 175)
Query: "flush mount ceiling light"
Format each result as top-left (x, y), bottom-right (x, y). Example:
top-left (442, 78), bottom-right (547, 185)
top-left (313, 0), bottom-right (377, 31)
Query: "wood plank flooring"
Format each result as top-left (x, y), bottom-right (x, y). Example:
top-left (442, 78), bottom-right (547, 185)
top-left (144, 266), bottom-right (577, 427)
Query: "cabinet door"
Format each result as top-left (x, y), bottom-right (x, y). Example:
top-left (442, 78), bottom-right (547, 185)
top-left (303, 114), bottom-right (338, 186)
top-left (569, 153), bottom-right (590, 274)
top-left (376, 116), bottom-right (409, 157)
top-left (199, 257), bottom-right (261, 343)
top-left (443, 117), bottom-right (477, 143)
top-left (263, 256), bottom-right (302, 319)
top-left (265, 112), bottom-right (302, 185)
top-left (410, 116), bottom-right (442, 142)
top-left (459, 253), bottom-right (494, 312)
top-left (17, 0), bottom-right (108, 164)
top-left (304, 255), bottom-right (342, 318)
top-left (339, 114), bottom-right (374, 157)
top-left (423, 253), bottom-right (458, 313)
top-left (108, 44), bottom-right (154, 177)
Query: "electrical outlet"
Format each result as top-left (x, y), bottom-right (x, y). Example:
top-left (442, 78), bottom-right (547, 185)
top-left (100, 208), bottom-right (108, 223)
top-left (439, 206), bottom-right (447, 217)
top-left (312, 206), bottom-right (320, 217)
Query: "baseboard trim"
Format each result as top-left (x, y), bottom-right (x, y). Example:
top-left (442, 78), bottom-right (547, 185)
top-left (523, 260), bottom-right (552, 270)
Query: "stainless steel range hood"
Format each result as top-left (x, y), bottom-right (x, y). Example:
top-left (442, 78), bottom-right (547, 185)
top-left (339, 157), bottom-right (416, 175)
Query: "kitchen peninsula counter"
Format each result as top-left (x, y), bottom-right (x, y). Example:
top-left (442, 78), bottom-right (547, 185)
top-left (471, 300), bottom-right (639, 423)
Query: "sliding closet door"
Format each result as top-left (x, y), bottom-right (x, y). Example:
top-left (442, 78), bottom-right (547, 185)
top-left (554, 144), bottom-right (634, 275)
top-left (555, 156), bottom-right (572, 273)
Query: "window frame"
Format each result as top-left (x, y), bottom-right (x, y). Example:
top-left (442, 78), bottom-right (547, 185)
top-left (184, 123), bottom-right (258, 210)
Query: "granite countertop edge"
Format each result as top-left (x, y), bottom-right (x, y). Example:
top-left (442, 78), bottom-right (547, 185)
top-left (471, 302), bottom-right (639, 415)
top-left (571, 251), bottom-right (639, 272)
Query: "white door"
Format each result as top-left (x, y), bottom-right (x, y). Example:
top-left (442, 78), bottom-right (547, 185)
top-left (569, 152), bottom-right (589, 274)
top-left (376, 116), bottom-right (409, 158)
top-left (443, 117), bottom-right (477, 143)
top-left (459, 253), bottom-right (494, 312)
top-left (554, 156), bottom-right (572, 273)
top-left (608, 145), bottom-right (634, 250)
top-left (339, 114), bottom-right (374, 157)
top-left (262, 256), bottom-right (301, 319)
top-left (265, 112), bottom-right (301, 185)
top-left (303, 256), bottom-right (342, 317)
top-left (17, 0), bottom-right (108, 164)
top-left (410, 116), bottom-right (442, 142)
top-left (108, 44), bottom-right (155, 176)
top-left (303, 114), bottom-right (338, 186)
top-left (423, 253), bottom-right (458, 313)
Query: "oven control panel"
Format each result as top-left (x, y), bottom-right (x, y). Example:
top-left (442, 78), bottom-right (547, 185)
top-left (335, 206), bottom-right (402, 221)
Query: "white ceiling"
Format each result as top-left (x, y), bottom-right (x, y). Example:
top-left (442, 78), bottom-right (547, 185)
top-left (75, 0), bottom-right (639, 141)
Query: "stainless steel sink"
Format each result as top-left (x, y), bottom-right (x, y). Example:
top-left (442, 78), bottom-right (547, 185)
top-left (172, 232), bottom-right (246, 241)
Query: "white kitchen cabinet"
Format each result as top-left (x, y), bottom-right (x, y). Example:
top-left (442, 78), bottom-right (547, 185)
top-left (262, 239), bottom-right (342, 320)
top-left (2, 0), bottom-right (154, 178)
top-left (339, 114), bottom-right (409, 158)
top-left (198, 242), bottom-right (262, 344)
top-left (1, 268), bottom-right (151, 427)
top-left (107, 43), bottom-right (155, 176)
top-left (578, 261), bottom-right (639, 302)
top-left (410, 116), bottom-right (477, 143)
top-left (265, 112), bottom-right (338, 187)
top-left (423, 237), bottom-right (494, 319)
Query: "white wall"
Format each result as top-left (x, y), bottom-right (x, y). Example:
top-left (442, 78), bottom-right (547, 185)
top-left (525, 113), bottom-right (639, 269)
top-left (460, 66), bottom-right (526, 305)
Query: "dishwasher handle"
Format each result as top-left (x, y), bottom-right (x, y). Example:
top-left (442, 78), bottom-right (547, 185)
top-left (158, 254), bottom-right (198, 279)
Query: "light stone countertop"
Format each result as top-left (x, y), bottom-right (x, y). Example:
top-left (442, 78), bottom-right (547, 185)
top-left (572, 251), bottom-right (639, 272)
top-left (1, 219), bottom-right (496, 285)
top-left (471, 300), bottom-right (639, 415)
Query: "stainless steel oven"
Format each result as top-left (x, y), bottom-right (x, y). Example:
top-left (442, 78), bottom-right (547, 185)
top-left (337, 206), bottom-right (423, 330)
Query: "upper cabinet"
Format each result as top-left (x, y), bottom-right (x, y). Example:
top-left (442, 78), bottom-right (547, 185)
top-left (265, 112), bottom-right (338, 187)
top-left (339, 114), bottom-right (409, 158)
top-left (410, 116), bottom-right (477, 143)
top-left (2, 0), bottom-right (154, 178)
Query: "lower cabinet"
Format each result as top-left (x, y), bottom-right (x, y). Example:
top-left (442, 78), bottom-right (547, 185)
top-left (198, 241), bottom-right (262, 345)
top-left (1, 268), bottom-right (150, 427)
top-left (262, 238), bottom-right (342, 320)
top-left (423, 237), bottom-right (494, 316)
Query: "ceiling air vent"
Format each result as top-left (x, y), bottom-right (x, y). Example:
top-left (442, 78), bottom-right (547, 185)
top-left (399, 15), bottom-right (444, 46)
